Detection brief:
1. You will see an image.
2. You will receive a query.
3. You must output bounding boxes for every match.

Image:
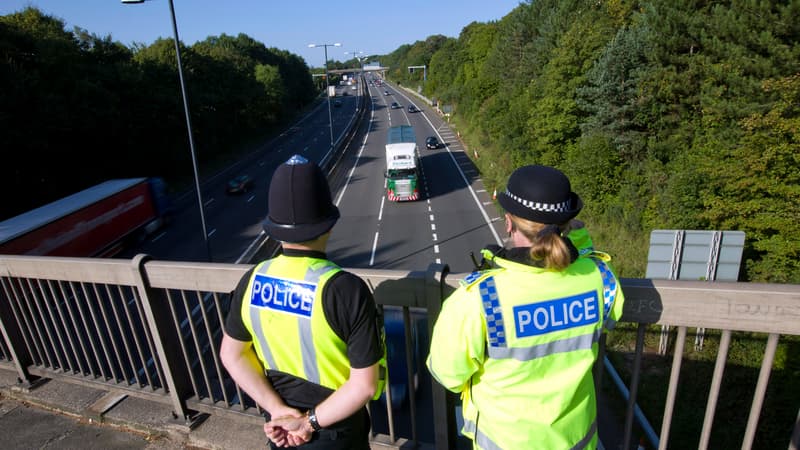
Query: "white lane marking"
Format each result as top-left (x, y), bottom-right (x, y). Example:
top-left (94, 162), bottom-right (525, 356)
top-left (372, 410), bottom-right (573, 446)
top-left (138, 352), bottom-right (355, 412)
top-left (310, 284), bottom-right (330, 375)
top-left (208, 229), bottom-right (216, 237)
top-left (247, 194), bottom-right (255, 203)
top-left (417, 110), bottom-right (503, 245)
top-left (431, 223), bottom-right (436, 231)
top-left (335, 97), bottom-right (375, 207)
top-left (434, 244), bottom-right (440, 254)
top-left (378, 196), bottom-right (385, 221)
top-left (370, 232), bottom-right (379, 266)
top-left (429, 214), bottom-right (434, 221)
top-left (432, 233), bottom-right (438, 241)
top-left (237, 230), bottom-right (266, 263)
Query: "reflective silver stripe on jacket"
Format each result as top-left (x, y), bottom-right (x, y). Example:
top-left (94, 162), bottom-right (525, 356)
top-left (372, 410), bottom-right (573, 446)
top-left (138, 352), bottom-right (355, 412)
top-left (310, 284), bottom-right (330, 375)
top-left (463, 417), bottom-right (597, 450)
top-left (487, 328), bottom-right (602, 361)
top-left (462, 419), bottom-right (502, 450)
top-left (248, 259), bottom-right (336, 384)
top-left (250, 261), bottom-right (277, 370)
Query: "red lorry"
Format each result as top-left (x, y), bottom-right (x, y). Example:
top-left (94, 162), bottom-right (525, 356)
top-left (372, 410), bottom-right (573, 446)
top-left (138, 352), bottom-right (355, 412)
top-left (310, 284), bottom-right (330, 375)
top-left (0, 178), bottom-right (172, 257)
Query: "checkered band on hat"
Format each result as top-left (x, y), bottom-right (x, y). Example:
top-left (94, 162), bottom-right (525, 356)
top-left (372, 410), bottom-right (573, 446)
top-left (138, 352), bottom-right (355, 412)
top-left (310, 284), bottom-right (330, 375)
top-left (504, 190), bottom-right (571, 213)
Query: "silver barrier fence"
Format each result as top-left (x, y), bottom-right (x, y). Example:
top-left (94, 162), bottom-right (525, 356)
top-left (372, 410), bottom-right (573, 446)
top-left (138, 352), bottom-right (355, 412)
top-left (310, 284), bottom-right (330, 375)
top-left (1, 254), bottom-right (799, 449)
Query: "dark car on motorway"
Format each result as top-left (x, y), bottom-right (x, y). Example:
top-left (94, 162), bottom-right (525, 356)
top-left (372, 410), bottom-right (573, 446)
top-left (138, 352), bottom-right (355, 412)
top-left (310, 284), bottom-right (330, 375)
top-left (226, 174), bottom-right (254, 194)
top-left (384, 90), bottom-right (390, 96)
top-left (408, 105), bottom-right (417, 113)
top-left (426, 136), bottom-right (440, 149)
top-left (333, 99), bottom-right (342, 107)
top-left (391, 101), bottom-right (401, 109)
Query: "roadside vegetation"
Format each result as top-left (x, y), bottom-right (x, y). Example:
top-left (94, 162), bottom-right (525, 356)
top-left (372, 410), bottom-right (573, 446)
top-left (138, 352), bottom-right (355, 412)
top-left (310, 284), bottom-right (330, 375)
top-left (1, 7), bottom-right (318, 221)
top-left (377, 1), bottom-right (800, 447)
top-left (381, 0), bottom-right (800, 285)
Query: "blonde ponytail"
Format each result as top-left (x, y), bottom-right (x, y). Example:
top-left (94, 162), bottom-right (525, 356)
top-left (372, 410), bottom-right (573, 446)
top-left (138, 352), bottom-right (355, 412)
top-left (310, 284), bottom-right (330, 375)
top-left (509, 215), bottom-right (572, 270)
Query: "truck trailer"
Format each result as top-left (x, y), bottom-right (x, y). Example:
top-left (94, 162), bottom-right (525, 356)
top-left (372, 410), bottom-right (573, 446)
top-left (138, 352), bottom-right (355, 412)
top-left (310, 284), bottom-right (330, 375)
top-left (384, 125), bottom-right (419, 201)
top-left (0, 178), bottom-right (172, 257)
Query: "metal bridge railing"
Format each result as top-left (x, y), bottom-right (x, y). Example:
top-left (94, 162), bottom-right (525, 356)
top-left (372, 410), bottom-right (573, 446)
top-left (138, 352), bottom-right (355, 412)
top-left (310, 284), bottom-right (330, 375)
top-left (1, 254), bottom-right (799, 449)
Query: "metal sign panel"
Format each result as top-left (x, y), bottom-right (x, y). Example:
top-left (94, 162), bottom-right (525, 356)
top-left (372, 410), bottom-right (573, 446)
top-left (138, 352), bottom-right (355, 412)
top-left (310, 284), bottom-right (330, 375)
top-left (647, 229), bottom-right (745, 352)
top-left (646, 230), bottom-right (745, 281)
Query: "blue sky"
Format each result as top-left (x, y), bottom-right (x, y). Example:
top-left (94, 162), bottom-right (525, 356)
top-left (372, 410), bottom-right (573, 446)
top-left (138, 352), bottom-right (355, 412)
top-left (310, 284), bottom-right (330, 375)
top-left (2, 1), bottom-right (521, 67)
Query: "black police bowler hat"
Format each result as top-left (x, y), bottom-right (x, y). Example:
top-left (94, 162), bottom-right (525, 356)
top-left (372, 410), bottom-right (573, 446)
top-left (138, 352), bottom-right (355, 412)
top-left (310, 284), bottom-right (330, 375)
top-left (262, 155), bottom-right (340, 243)
top-left (497, 165), bottom-right (583, 224)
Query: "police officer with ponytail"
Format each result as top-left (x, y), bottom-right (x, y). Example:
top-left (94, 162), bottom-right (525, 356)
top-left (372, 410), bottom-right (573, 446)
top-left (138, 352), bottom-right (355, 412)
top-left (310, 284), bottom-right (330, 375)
top-left (221, 155), bottom-right (386, 449)
top-left (427, 165), bottom-right (624, 450)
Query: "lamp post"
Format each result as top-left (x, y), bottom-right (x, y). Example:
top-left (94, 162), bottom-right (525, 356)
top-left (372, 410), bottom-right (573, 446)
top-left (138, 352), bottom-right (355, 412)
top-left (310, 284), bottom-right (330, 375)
top-left (122, 0), bottom-right (211, 261)
top-left (344, 50), bottom-right (364, 73)
top-left (344, 51), bottom-right (363, 107)
top-left (308, 42), bottom-right (340, 152)
top-left (345, 51), bottom-right (365, 89)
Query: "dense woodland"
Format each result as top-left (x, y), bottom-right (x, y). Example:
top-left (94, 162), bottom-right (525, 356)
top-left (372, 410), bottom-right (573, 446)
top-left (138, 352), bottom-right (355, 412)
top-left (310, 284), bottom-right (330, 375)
top-left (2, 2), bottom-right (799, 283)
top-left (0, 7), bottom-right (316, 222)
top-left (382, 0), bottom-right (799, 284)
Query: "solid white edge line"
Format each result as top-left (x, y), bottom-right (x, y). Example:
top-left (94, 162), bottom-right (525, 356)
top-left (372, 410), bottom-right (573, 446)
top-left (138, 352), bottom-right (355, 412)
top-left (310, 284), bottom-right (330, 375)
top-left (417, 106), bottom-right (503, 246)
top-left (334, 101), bottom-right (374, 207)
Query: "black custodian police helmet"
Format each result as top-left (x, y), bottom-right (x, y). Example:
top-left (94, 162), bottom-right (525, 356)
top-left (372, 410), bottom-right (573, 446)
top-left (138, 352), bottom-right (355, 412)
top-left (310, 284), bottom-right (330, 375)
top-left (262, 155), bottom-right (340, 243)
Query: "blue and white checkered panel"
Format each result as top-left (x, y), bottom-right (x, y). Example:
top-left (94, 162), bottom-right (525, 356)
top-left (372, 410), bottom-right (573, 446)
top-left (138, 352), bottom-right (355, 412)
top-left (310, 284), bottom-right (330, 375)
top-left (480, 277), bottom-right (506, 347)
top-left (591, 259), bottom-right (617, 321)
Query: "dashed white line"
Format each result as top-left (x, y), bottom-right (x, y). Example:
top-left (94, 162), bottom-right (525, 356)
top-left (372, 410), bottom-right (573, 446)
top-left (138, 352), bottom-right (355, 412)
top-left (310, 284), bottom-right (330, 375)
top-left (434, 244), bottom-right (440, 254)
top-left (432, 233), bottom-right (438, 241)
top-left (431, 224), bottom-right (436, 231)
top-left (370, 232), bottom-right (379, 266)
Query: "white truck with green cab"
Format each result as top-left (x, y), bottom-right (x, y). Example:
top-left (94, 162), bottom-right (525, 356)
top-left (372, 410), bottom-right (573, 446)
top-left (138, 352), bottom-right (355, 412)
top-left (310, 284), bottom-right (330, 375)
top-left (384, 125), bottom-right (419, 201)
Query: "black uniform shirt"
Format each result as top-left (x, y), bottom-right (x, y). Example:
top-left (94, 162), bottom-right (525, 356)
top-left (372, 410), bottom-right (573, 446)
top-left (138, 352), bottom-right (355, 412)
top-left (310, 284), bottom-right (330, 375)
top-left (224, 248), bottom-right (384, 412)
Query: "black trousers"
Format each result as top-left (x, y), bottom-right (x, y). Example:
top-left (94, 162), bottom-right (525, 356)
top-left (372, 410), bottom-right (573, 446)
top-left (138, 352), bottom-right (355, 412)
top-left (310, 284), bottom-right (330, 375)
top-left (267, 408), bottom-right (370, 450)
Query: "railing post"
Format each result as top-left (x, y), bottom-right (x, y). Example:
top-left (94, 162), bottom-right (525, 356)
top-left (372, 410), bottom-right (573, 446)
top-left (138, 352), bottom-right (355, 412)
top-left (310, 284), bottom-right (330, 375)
top-left (425, 263), bottom-right (456, 450)
top-left (131, 254), bottom-right (206, 428)
top-left (0, 278), bottom-right (41, 387)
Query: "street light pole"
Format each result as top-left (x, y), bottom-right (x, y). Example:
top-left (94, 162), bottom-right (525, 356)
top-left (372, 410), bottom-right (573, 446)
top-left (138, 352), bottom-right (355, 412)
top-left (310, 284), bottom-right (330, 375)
top-left (308, 42), bottom-right (340, 152)
top-left (122, 0), bottom-right (211, 261)
top-left (345, 50), bottom-right (364, 101)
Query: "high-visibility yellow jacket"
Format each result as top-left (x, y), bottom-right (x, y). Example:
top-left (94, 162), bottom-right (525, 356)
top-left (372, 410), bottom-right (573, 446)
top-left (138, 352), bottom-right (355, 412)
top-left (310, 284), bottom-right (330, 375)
top-left (241, 254), bottom-right (385, 397)
top-left (427, 247), bottom-right (624, 450)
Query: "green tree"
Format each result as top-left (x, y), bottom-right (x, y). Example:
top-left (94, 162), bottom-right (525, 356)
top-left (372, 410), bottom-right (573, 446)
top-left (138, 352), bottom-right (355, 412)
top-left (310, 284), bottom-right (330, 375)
top-left (698, 74), bottom-right (800, 283)
top-left (526, 2), bottom-right (617, 167)
top-left (255, 63), bottom-right (286, 123)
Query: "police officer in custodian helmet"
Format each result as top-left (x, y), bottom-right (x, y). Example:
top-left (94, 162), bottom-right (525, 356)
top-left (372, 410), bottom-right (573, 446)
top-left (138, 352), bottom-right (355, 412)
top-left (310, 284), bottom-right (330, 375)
top-left (427, 164), bottom-right (625, 450)
top-left (221, 155), bottom-right (386, 449)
